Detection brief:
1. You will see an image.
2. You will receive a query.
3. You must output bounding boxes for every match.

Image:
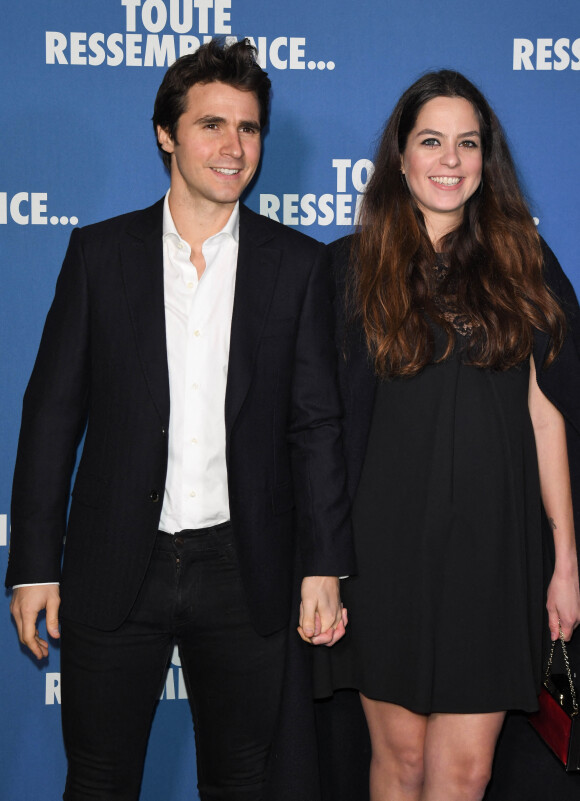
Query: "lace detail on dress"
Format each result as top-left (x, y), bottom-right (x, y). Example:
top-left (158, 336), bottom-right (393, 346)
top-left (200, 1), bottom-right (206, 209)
top-left (433, 257), bottom-right (475, 339)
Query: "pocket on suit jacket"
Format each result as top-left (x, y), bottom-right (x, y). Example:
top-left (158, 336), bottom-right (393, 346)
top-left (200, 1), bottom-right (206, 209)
top-left (71, 472), bottom-right (106, 509)
top-left (272, 481), bottom-right (295, 515)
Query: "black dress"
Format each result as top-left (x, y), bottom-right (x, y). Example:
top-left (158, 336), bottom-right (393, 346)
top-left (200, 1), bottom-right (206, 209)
top-left (320, 262), bottom-right (546, 714)
top-left (314, 237), bottom-right (580, 801)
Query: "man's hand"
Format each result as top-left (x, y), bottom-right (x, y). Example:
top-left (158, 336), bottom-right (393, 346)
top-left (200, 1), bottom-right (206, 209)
top-left (10, 585), bottom-right (61, 660)
top-left (298, 575), bottom-right (347, 647)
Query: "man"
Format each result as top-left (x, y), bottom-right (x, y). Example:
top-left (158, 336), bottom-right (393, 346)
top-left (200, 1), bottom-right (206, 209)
top-left (7, 39), bottom-right (354, 801)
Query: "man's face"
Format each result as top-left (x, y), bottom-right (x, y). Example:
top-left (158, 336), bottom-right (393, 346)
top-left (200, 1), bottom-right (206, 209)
top-left (158, 81), bottom-right (262, 212)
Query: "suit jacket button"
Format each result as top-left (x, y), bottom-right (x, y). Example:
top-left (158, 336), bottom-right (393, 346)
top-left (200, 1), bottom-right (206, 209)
top-left (149, 490), bottom-right (160, 503)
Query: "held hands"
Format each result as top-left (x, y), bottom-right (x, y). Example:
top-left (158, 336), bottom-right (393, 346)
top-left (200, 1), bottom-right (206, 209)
top-left (10, 585), bottom-right (61, 660)
top-left (546, 560), bottom-right (580, 642)
top-left (298, 575), bottom-right (347, 647)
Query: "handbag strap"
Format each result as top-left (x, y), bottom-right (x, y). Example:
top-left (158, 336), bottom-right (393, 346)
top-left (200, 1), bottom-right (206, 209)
top-left (544, 620), bottom-right (579, 716)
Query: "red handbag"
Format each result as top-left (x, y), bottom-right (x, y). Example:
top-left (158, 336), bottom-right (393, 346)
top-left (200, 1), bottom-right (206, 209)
top-left (529, 625), bottom-right (580, 772)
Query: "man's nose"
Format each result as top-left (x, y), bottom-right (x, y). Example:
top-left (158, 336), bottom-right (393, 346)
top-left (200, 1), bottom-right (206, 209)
top-left (221, 127), bottom-right (243, 158)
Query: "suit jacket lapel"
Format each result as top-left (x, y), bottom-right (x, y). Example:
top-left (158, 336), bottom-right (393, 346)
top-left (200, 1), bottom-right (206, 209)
top-left (225, 204), bottom-right (281, 440)
top-left (120, 198), bottom-right (170, 428)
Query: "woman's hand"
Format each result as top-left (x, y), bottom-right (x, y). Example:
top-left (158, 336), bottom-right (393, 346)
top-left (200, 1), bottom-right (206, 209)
top-left (546, 560), bottom-right (580, 641)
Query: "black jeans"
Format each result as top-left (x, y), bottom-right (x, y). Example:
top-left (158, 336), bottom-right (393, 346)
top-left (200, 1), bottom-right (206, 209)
top-left (61, 525), bottom-right (287, 801)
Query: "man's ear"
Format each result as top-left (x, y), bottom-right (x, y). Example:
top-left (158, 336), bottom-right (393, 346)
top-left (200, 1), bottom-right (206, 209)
top-left (157, 125), bottom-right (174, 155)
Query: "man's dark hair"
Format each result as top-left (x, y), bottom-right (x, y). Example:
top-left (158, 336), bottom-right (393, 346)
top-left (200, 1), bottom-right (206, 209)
top-left (153, 38), bottom-right (271, 170)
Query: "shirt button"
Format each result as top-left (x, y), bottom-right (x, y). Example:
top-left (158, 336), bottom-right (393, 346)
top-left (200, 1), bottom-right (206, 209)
top-left (191, 437), bottom-right (198, 444)
top-left (187, 282), bottom-right (194, 289)
top-left (189, 490), bottom-right (196, 498)
top-left (192, 383), bottom-right (199, 390)
top-left (194, 330), bottom-right (200, 337)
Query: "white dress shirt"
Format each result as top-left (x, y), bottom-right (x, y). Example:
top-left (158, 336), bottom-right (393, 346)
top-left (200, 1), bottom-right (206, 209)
top-left (158, 192), bottom-right (239, 533)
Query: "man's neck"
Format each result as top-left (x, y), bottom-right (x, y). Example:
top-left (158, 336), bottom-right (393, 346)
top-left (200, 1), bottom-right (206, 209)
top-left (167, 189), bottom-right (236, 256)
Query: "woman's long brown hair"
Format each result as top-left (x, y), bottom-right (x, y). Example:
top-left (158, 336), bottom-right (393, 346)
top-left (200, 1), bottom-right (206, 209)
top-left (352, 70), bottom-right (565, 377)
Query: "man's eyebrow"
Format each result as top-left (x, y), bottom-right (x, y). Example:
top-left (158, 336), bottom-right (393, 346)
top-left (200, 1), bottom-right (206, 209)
top-left (195, 114), bottom-right (261, 130)
top-left (195, 115), bottom-right (226, 125)
top-left (239, 119), bottom-right (261, 130)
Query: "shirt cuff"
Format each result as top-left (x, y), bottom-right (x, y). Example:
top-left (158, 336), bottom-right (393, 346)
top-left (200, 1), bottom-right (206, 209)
top-left (11, 582), bottom-right (60, 588)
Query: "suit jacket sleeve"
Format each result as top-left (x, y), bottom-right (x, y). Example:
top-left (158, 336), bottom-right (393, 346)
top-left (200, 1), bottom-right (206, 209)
top-left (6, 228), bottom-right (90, 586)
top-left (286, 242), bottom-right (356, 577)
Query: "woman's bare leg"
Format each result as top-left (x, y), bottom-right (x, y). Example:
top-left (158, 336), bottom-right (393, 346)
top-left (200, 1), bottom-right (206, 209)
top-left (360, 694), bottom-right (427, 801)
top-left (360, 694), bottom-right (505, 801)
top-left (421, 711), bottom-right (505, 801)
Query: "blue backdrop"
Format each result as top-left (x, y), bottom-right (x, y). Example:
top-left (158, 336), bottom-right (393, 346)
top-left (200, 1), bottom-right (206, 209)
top-left (2, 1), bottom-right (579, 798)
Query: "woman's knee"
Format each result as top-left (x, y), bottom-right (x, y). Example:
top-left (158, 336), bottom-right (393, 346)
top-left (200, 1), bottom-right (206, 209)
top-left (444, 755), bottom-right (492, 801)
top-left (373, 740), bottom-right (425, 791)
top-left (396, 744), bottom-right (425, 791)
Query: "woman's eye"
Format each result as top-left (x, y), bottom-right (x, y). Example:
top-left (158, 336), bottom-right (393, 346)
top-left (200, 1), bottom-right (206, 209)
top-left (421, 138), bottom-right (439, 147)
top-left (460, 139), bottom-right (478, 148)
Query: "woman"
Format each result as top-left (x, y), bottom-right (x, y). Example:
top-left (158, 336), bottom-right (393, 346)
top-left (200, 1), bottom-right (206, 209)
top-left (320, 71), bottom-right (580, 801)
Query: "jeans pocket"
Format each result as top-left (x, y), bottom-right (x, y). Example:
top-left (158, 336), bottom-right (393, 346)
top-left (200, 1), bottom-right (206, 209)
top-left (209, 529), bottom-right (237, 563)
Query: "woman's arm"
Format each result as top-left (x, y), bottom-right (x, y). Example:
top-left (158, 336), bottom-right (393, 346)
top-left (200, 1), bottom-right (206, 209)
top-left (529, 354), bottom-right (580, 640)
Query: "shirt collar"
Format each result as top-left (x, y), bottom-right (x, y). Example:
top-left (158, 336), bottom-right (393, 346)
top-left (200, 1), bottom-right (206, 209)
top-left (162, 190), bottom-right (240, 245)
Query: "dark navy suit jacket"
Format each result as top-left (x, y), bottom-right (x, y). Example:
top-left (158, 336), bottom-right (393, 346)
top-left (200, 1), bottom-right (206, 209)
top-left (7, 199), bottom-right (355, 635)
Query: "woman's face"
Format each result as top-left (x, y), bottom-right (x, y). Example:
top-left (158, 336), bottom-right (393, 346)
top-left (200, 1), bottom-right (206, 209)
top-left (401, 95), bottom-right (483, 243)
